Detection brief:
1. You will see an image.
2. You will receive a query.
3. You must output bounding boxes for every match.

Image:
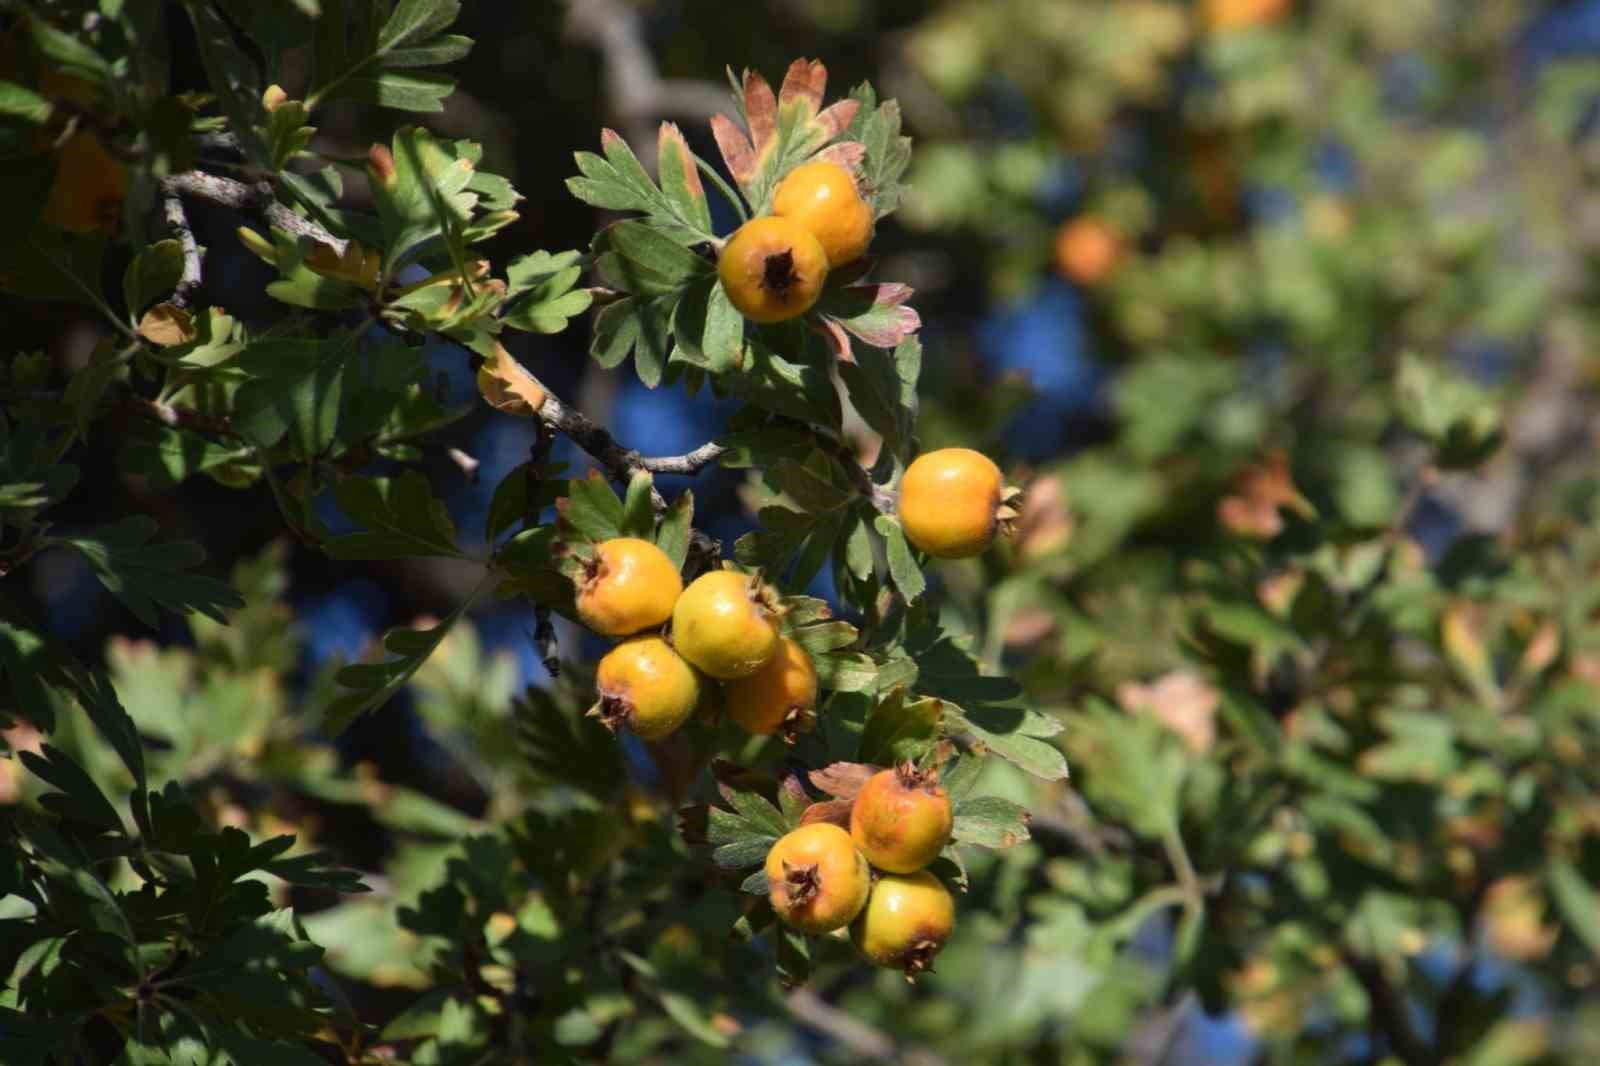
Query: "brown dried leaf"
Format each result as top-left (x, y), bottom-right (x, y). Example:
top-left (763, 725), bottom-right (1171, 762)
top-left (1217, 450), bottom-right (1313, 538)
top-left (808, 761), bottom-right (877, 800)
top-left (137, 303), bottom-right (197, 347)
top-left (476, 342), bottom-right (547, 417)
top-left (1117, 670), bottom-right (1219, 754)
top-left (798, 799), bottom-right (853, 829)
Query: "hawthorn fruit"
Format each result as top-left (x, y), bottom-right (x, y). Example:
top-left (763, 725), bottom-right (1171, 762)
top-left (575, 537), bottom-right (684, 638)
top-left (590, 635), bottom-right (701, 740)
top-left (766, 823), bottom-right (872, 934)
top-left (772, 160), bottom-right (874, 268)
top-left (723, 635), bottom-right (819, 740)
top-left (671, 569), bottom-right (780, 679)
top-left (851, 869), bottom-right (955, 977)
top-left (718, 216), bottom-right (829, 323)
top-left (897, 447), bottom-right (1020, 559)
top-left (850, 762), bottom-right (953, 873)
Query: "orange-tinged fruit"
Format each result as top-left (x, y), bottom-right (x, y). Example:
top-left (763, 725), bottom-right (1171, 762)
top-left (850, 763), bottom-right (953, 873)
top-left (43, 130), bottom-right (126, 234)
top-left (766, 823), bottom-right (871, 934)
top-left (718, 216), bottom-right (828, 324)
top-left (671, 569), bottom-right (780, 679)
top-left (723, 635), bottom-right (818, 741)
top-left (1203, 0), bottom-right (1291, 31)
top-left (590, 635), bottom-right (701, 741)
top-left (897, 448), bottom-right (1019, 559)
top-left (772, 160), bottom-right (874, 267)
top-left (851, 870), bottom-right (955, 977)
top-left (575, 537), bottom-right (683, 637)
top-left (1054, 217), bottom-right (1124, 286)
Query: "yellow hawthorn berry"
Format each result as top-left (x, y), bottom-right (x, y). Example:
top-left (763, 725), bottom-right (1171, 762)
top-left (717, 216), bottom-right (828, 324)
top-left (897, 448), bottom-right (1020, 559)
top-left (575, 537), bottom-right (683, 638)
top-left (1054, 217), bottom-right (1125, 286)
top-left (590, 635), bottom-right (701, 741)
top-left (851, 870), bottom-right (955, 977)
top-left (772, 160), bottom-right (874, 268)
top-left (671, 569), bottom-right (780, 680)
top-left (43, 130), bottom-right (126, 234)
top-left (723, 635), bottom-right (818, 741)
top-left (850, 763), bottom-right (954, 874)
top-left (1203, 0), bottom-right (1291, 31)
top-left (766, 823), bottom-right (871, 934)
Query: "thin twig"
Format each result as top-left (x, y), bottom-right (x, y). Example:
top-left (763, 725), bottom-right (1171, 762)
top-left (121, 393), bottom-right (240, 440)
top-left (160, 171), bottom-right (348, 255)
top-left (785, 986), bottom-right (949, 1066)
top-left (638, 440), bottom-right (727, 475)
top-left (160, 193), bottom-right (204, 310)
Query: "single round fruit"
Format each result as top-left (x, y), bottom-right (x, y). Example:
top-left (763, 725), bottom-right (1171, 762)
top-left (766, 823), bottom-right (871, 934)
top-left (575, 537), bottom-right (683, 638)
top-left (1203, 0), bottom-right (1291, 31)
top-left (723, 635), bottom-right (818, 741)
top-left (772, 160), bottom-right (874, 267)
top-left (671, 570), bottom-right (780, 679)
top-left (851, 870), bottom-right (955, 977)
top-left (1054, 217), bottom-right (1124, 286)
top-left (43, 130), bottom-right (127, 234)
top-left (850, 763), bottom-right (954, 873)
top-left (718, 216), bottom-right (828, 324)
top-left (590, 635), bottom-right (701, 741)
top-left (897, 448), bottom-right (1018, 559)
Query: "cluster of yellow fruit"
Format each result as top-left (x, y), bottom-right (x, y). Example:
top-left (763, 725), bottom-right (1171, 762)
top-left (580, 540), bottom-right (819, 743)
top-left (767, 763), bottom-right (956, 976)
top-left (718, 160), bottom-right (873, 323)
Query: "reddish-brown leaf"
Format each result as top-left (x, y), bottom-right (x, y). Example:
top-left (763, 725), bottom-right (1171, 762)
top-left (799, 799), bottom-right (853, 829)
top-left (711, 113), bottom-right (757, 189)
top-left (808, 761), bottom-right (877, 800)
top-left (813, 99), bottom-right (860, 141)
top-left (814, 140), bottom-right (867, 177)
top-left (743, 70), bottom-right (779, 156)
top-left (778, 58), bottom-right (828, 117)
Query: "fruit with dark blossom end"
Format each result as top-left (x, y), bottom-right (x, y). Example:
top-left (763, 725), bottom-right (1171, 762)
top-left (851, 870), bottom-right (955, 977)
top-left (766, 823), bottom-right (871, 934)
top-left (850, 762), bottom-right (953, 873)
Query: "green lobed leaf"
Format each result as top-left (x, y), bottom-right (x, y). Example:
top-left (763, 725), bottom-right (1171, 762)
top-left (59, 515), bottom-right (243, 627)
top-left (951, 795), bottom-right (1032, 849)
top-left (655, 491), bottom-right (694, 569)
top-left (324, 471), bottom-right (462, 560)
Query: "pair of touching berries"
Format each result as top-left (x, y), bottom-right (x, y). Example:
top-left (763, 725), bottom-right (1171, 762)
top-left (768, 764), bottom-right (956, 976)
top-left (582, 545), bottom-right (816, 744)
top-left (718, 160), bottom-right (873, 323)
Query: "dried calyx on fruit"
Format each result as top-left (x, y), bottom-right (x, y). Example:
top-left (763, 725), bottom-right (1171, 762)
top-left (851, 870), bottom-right (955, 978)
top-left (723, 635), bottom-right (819, 742)
top-left (897, 447), bottom-right (1023, 559)
top-left (718, 216), bottom-right (829, 323)
top-left (671, 569), bottom-right (783, 679)
top-left (766, 823), bottom-right (872, 934)
top-left (589, 635), bottom-right (701, 741)
top-left (850, 761), bottom-right (953, 873)
top-left (575, 537), bottom-right (683, 638)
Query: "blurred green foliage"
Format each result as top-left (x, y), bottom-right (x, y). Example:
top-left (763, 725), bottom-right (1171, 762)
top-left (3, 1), bottom-right (1600, 1064)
